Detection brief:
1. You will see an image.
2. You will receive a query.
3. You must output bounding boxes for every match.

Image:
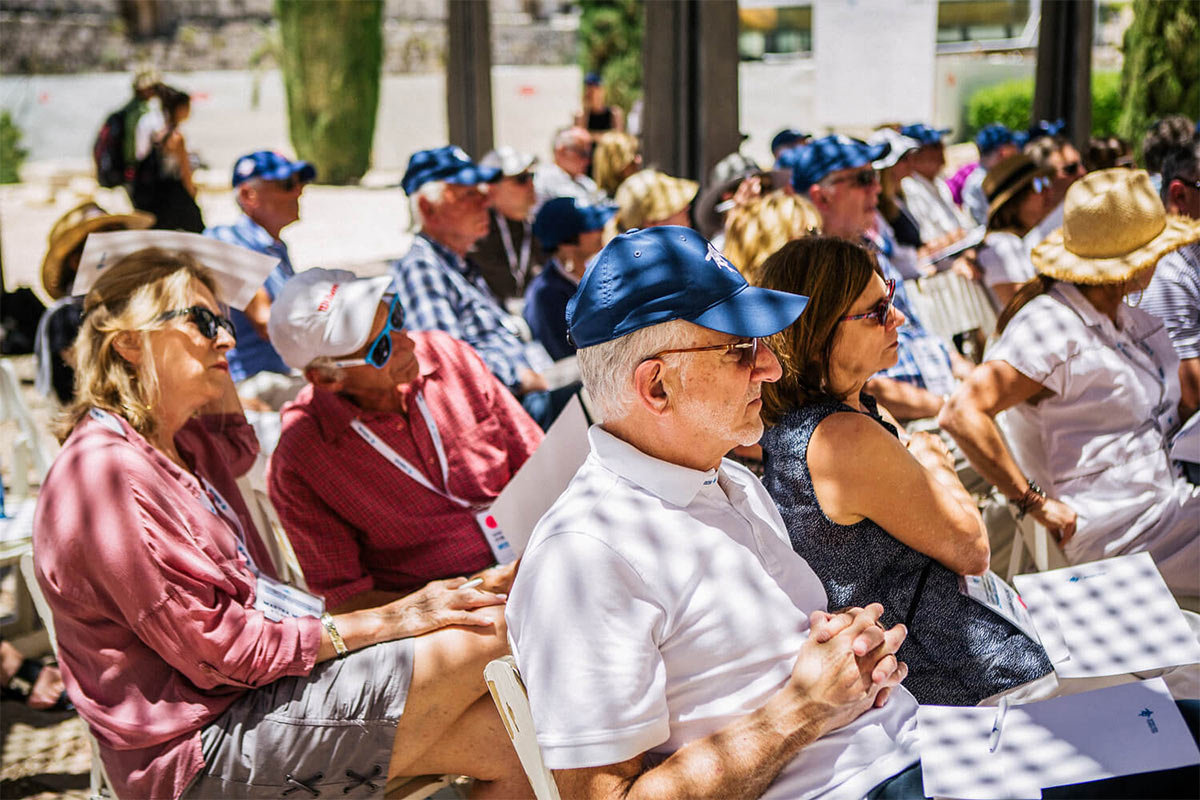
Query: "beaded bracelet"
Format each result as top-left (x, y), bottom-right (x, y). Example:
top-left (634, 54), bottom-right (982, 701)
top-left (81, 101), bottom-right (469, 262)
top-left (1013, 479), bottom-right (1047, 519)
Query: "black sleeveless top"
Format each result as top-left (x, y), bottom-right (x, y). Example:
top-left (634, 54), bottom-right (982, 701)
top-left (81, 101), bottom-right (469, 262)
top-left (586, 107), bottom-right (615, 133)
top-left (761, 396), bottom-right (1052, 705)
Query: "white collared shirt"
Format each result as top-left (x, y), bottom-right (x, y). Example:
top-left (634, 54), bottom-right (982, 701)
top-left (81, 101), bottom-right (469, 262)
top-left (507, 426), bottom-right (919, 800)
top-left (987, 284), bottom-right (1199, 593)
top-left (901, 173), bottom-right (971, 242)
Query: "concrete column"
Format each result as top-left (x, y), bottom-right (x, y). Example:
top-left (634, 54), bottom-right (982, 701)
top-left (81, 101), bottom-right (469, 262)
top-left (642, 0), bottom-right (740, 182)
top-left (446, 0), bottom-right (495, 158)
top-left (1033, 0), bottom-right (1094, 151)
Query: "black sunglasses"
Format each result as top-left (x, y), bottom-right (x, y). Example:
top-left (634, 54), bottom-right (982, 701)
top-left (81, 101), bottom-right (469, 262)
top-left (159, 306), bottom-right (237, 342)
top-left (510, 172), bottom-right (534, 185)
top-left (826, 168), bottom-right (878, 188)
top-left (840, 279), bottom-right (896, 326)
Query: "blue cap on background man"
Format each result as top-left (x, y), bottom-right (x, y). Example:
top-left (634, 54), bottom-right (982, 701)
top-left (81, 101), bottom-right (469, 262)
top-left (533, 198), bottom-right (616, 252)
top-left (401, 146), bottom-right (501, 195)
top-left (566, 226), bottom-right (809, 348)
top-left (974, 124), bottom-right (1019, 156)
top-left (232, 151), bottom-right (316, 188)
top-left (771, 128), bottom-right (810, 155)
top-left (900, 123), bottom-right (951, 146)
top-left (788, 135), bottom-right (886, 192)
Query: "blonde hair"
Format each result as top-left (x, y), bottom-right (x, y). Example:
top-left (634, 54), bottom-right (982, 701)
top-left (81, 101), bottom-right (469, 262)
top-left (722, 192), bottom-right (822, 284)
top-left (58, 247), bottom-right (220, 442)
top-left (593, 131), bottom-right (640, 196)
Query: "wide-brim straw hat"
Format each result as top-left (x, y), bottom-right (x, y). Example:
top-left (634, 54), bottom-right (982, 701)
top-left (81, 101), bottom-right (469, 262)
top-left (614, 169), bottom-right (699, 231)
top-left (40, 203), bottom-right (155, 299)
top-left (983, 153), bottom-right (1053, 226)
top-left (1031, 168), bottom-right (1200, 284)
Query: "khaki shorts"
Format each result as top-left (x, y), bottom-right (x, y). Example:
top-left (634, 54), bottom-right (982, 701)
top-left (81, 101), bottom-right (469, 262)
top-left (182, 637), bottom-right (414, 798)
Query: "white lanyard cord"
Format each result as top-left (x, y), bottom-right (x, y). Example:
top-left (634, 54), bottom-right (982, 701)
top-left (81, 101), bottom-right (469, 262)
top-left (200, 476), bottom-right (261, 574)
top-left (496, 212), bottom-right (533, 285)
top-left (349, 392), bottom-right (475, 509)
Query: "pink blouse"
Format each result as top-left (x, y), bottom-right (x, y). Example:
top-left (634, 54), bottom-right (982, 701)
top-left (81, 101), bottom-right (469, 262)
top-left (33, 411), bottom-right (322, 800)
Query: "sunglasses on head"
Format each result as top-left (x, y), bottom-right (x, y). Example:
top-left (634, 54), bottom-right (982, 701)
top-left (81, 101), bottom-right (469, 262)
top-left (159, 306), bottom-right (237, 343)
top-left (827, 168), bottom-right (878, 188)
top-left (840, 279), bottom-right (896, 326)
top-left (644, 337), bottom-right (760, 369)
top-left (331, 294), bottom-right (406, 370)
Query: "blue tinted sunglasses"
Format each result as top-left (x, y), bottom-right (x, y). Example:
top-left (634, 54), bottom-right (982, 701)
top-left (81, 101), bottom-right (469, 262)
top-left (331, 294), bottom-right (406, 369)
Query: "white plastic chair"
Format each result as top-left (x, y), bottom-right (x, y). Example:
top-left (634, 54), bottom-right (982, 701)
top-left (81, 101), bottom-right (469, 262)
top-left (484, 656), bottom-right (561, 800)
top-left (0, 359), bottom-right (52, 499)
top-left (19, 551), bottom-right (118, 799)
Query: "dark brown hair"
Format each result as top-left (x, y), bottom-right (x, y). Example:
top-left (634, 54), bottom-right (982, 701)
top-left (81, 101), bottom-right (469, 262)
top-left (757, 236), bottom-right (882, 425)
top-left (995, 275), bottom-right (1056, 334)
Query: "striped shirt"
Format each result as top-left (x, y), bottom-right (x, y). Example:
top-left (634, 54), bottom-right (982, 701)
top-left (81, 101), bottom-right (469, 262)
top-left (1142, 241), bottom-right (1200, 360)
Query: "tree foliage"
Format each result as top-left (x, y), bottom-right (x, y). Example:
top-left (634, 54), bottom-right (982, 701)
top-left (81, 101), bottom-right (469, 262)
top-left (578, 0), bottom-right (644, 113)
top-left (965, 72), bottom-right (1123, 139)
top-left (275, 0), bottom-right (383, 185)
top-left (0, 111), bottom-right (28, 184)
top-left (1117, 0), bottom-right (1200, 146)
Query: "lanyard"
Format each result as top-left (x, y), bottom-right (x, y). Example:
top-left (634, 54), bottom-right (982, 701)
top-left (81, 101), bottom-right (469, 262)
top-left (88, 408), bottom-right (262, 574)
top-left (496, 212), bottom-right (533, 285)
top-left (350, 392), bottom-right (476, 509)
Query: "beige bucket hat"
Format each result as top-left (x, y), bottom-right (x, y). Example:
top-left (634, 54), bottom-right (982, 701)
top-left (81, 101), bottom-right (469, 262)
top-left (40, 203), bottom-right (155, 299)
top-left (1031, 168), bottom-right (1200, 284)
top-left (614, 169), bottom-right (699, 231)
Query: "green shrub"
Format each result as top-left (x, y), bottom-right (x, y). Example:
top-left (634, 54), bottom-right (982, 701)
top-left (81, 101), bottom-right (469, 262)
top-left (1118, 0), bottom-right (1200, 151)
top-left (0, 111), bottom-right (29, 184)
top-left (965, 71), bottom-right (1124, 140)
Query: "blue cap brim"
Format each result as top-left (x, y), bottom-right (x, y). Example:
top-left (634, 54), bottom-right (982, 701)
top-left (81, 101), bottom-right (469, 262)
top-left (443, 164), bottom-right (502, 186)
top-left (689, 284), bottom-right (809, 339)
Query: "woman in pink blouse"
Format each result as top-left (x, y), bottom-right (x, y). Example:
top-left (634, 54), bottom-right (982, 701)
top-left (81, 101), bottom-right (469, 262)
top-left (32, 247), bottom-right (529, 799)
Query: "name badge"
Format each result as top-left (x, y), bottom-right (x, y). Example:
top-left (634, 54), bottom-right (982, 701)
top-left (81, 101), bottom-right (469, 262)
top-left (474, 509), bottom-right (517, 565)
top-left (958, 570), bottom-right (1041, 643)
top-left (255, 574), bottom-right (325, 622)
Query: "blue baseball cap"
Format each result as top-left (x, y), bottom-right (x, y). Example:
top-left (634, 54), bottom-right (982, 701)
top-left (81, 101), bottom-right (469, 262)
top-left (566, 226), bottom-right (809, 348)
top-left (533, 198), bottom-right (616, 251)
top-left (401, 146), bottom-right (501, 195)
top-left (975, 124), bottom-right (1017, 156)
top-left (900, 124), bottom-right (951, 146)
top-left (232, 151), bottom-right (316, 188)
top-left (788, 135), bottom-right (886, 192)
top-left (771, 128), bottom-right (810, 154)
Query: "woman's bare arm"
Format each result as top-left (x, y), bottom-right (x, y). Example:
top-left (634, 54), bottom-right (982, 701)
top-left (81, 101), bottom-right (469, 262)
top-left (937, 361), bottom-right (1077, 541)
top-left (808, 411), bottom-right (989, 575)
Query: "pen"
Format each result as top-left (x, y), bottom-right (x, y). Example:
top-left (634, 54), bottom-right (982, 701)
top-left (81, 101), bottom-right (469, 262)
top-left (988, 697), bottom-right (1009, 753)
top-left (461, 578), bottom-right (484, 590)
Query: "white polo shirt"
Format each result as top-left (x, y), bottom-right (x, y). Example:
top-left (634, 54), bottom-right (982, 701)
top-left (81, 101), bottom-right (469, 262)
top-left (507, 427), bottom-right (919, 800)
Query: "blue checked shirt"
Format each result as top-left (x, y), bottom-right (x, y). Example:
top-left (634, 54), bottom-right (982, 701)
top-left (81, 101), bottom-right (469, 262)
top-left (869, 242), bottom-right (956, 394)
top-left (390, 234), bottom-right (531, 391)
top-left (203, 214), bottom-right (294, 381)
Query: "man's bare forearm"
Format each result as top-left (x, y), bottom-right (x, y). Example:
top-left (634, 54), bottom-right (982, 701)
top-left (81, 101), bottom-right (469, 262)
top-left (864, 377), bottom-right (944, 421)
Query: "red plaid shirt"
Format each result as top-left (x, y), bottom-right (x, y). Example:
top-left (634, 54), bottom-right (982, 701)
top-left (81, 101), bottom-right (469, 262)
top-left (268, 330), bottom-right (543, 608)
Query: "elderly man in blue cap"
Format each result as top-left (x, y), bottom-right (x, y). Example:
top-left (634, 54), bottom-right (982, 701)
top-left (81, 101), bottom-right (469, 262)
top-left (962, 123), bottom-right (1022, 226)
top-left (507, 225), bottom-right (921, 799)
top-left (523, 197), bottom-right (615, 360)
top-left (791, 135), bottom-right (972, 423)
top-left (391, 146), bottom-right (574, 429)
top-left (899, 123), bottom-right (973, 243)
top-left (203, 150), bottom-right (315, 408)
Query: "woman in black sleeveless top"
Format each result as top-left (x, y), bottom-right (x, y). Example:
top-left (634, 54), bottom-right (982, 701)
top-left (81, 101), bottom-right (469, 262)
top-left (755, 237), bottom-right (1051, 706)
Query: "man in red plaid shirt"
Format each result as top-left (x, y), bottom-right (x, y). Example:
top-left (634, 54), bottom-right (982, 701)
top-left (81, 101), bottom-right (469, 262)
top-left (267, 268), bottom-right (543, 612)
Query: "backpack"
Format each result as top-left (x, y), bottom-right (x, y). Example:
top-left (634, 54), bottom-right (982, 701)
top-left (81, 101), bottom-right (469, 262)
top-left (93, 107), bottom-right (128, 188)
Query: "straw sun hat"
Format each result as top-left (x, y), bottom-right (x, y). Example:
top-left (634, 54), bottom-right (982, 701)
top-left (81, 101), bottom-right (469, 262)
top-left (1031, 168), bottom-right (1200, 285)
top-left (982, 153), bottom-right (1053, 226)
top-left (40, 203), bottom-right (155, 299)
top-left (614, 169), bottom-right (699, 231)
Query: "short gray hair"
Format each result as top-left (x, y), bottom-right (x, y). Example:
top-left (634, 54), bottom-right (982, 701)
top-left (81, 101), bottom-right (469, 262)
top-left (576, 319), bottom-right (695, 422)
top-left (409, 180), bottom-right (447, 231)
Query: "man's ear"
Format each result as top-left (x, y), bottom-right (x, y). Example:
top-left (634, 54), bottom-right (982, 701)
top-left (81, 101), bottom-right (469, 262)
top-left (417, 194), bottom-right (436, 222)
top-left (112, 330), bottom-right (144, 366)
top-left (306, 366), bottom-right (343, 394)
top-left (806, 184), bottom-right (826, 211)
top-left (631, 359), bottom-right (671, 416)
top-left (1165, 181), bottom-right (1187, 216)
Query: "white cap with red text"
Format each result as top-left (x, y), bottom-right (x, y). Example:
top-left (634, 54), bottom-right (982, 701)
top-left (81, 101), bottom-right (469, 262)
top-left (268, 268), bottom-right (394, 370)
